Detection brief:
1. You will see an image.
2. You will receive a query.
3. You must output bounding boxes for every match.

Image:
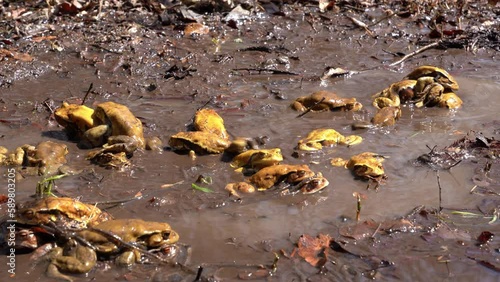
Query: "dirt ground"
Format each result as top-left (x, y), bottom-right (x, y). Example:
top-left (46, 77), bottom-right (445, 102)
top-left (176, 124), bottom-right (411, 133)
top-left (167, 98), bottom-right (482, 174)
top-left (0, 0), bottom-right (499, 281)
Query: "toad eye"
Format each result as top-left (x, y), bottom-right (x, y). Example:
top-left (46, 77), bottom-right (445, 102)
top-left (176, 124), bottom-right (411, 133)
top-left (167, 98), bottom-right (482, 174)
top-left (162, 232), bottom-right (171, 240)
top-left (23, 210), bottom-right (35, 219)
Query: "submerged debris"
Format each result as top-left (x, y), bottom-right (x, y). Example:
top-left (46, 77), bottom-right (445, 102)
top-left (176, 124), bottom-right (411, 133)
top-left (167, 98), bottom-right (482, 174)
top-left (415, 131), bottom-right (500, 171)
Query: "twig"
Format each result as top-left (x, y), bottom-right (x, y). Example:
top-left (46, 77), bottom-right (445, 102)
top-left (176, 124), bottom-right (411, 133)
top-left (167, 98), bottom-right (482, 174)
top-left (197, 97), bottom-right (214, 111)
top-left (389, 41), bottom-right (441, 67)
top-left (41, 222), bottom-right (96, 250)
top-left (232, 68), bottom-right (299, 76)
top-left (43, 98), bottom-right (55, 114)
top-left (82, 83), bottom-right (93, 105)
top-left (98, 0), bottom-right (103, 19)
top-left (371, 223), bottom-right (382, 238)
top-left (347, 16), bottom-right (375, 38)
top-left (194, 266), bottom-right (203, 281)
top-left (355, 192), bottom-right (362, 222)
top-left (89, 195), bottom-right (142, 207)
top-left (296, 97), bottom-right (325, 118)
top-left (436, 170), bottom-right (442, 212)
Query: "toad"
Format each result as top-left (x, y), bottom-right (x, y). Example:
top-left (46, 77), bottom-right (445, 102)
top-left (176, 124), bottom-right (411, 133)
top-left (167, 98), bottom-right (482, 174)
top-left (54, 102), bottom-right (95, 140)
top-left (249, 164), bottom-right (316, 190)
top-left (403, 65), bottom-right (459, 91)
top-left (169, 131), bottom-right (230, 155)
top-left (291, 90), bottom-right (363, 112)
top-left (77, 219), bottom-right (179, 266)
top-left (231, 148), bottom-right (283, 170)
top-left (16, 197), bottom-right (112, 229)
top-left (371, 106), bottom-right (402, 127)
top-left (331, 152), bottom-right (387, 186)
top-left (169, 108), bottom-right (232, 156)
top-left (438, 92), bottom-right (463, 109)
top-left (413, 79), bottom-right (445, 108)
top-left (54, 101), bottom-right (145, 152)
top-left (0, 141), bottom-right (68, 176)
top-left (84, 101), bottom-right (145, 149)
top-left (46, 239), bottom-right (97, 282)
top-left (225, 165), bottom-right (329, 197)
top-left (86, 151), bottom-right (130, 169)
top-left (193, 108), bottom-right (229, 140)
top-left (283, 172), bottom-right (330, 195)
top-left (225, 137), bottom-right (259, 155)
top-left (372, 80), bottom-right (416, 109)
top-left (297, 128), bottom-right (362, 151)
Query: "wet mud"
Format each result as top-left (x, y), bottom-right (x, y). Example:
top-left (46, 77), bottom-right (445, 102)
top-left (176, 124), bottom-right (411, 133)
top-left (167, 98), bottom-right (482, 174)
top-left (0, 1), bottom-right (499, 281)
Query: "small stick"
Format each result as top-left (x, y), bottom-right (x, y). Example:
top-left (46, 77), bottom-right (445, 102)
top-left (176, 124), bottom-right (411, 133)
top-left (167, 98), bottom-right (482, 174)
top-left (389, 41), bottom-right (441, 67)
top-left (371, 223), bottom-right (382, 238)
top-left (436, 170), bottom-right (442, 212)
top-left (87, 226), bottom-right (167, 262)
top-left (43, 98), bottom-right (55, 114)
top-left (98, 0), bottom-right (103, 19)
top-left (296, 97), bottom-right (325, 118)
top-left (194, 266), bottom-right (203, 281)
top-left (197, 97), bottom-right (214, 111)
top-left (354, 192), bottom-right (362, 222)
top-left (347, 16), bottom-right (375, 37)
top-left (82, 83), bottom-right (93, 105)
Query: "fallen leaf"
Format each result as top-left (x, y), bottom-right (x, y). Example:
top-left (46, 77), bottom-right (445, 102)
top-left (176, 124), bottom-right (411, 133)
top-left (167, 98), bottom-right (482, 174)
top-left (477, 231), bottom-right (494, 245)
top-left (0, 48), bottom-right (34, 62)
top-left (297, 234), bottom-right (332, 267)
top-left (488, 0), bottom-right (499, 6)
top-left (184, 23), bottom-right (209, 37)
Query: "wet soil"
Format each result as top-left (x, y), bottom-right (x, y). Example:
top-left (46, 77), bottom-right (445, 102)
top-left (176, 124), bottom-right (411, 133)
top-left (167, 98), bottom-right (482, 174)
top-left (1, 1), bottom-right (499, 281)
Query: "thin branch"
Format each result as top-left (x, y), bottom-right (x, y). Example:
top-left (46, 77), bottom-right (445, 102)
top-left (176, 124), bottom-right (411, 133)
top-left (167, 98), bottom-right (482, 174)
top-left (389, 41), bottom-right (441, 67)
top-left (347, 16), bottom-right (375, 38)
top-left (436, 170), bottom-right (442, 212)
top-left (232, 68), bottom-right (299, 76)
top-left (371, 223), bottom-right (382, 238)
top-left (82, 83), bottom-right (93, 105)
top-left (296, 97), bottom-right (325, 118)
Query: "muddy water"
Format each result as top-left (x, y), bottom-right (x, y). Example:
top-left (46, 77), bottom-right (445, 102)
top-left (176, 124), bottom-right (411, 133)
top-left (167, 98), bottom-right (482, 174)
top-left (1, 20), bottom-right (500, 282)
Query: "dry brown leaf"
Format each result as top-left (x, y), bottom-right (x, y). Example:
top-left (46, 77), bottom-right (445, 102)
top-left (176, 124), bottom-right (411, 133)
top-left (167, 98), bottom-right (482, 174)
top-left (297, 234), bottom-right (332, 267)
top-left (0, 49), bottom-right (34, 62)
top-left (184, 23), bottom-right (209, 37)
top-left (488, 0), bottom-right (499, 6)
top-left (9, 8), bottom-right (28, 19)
top-left (32, 36), bottom-right (57, 43)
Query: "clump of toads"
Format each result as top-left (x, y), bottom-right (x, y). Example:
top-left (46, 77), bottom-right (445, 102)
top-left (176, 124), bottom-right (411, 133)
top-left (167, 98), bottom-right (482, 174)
top-left (167, 102), bottom-right (391, 196)
top-left (5, 196), bottom-right (180, 281)
top-left (365, 65), bottom-right (462, 128)
top-left (168, 108), bottom-right (332, 197)
top-left (0, 101), bottom-right (158, 174)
